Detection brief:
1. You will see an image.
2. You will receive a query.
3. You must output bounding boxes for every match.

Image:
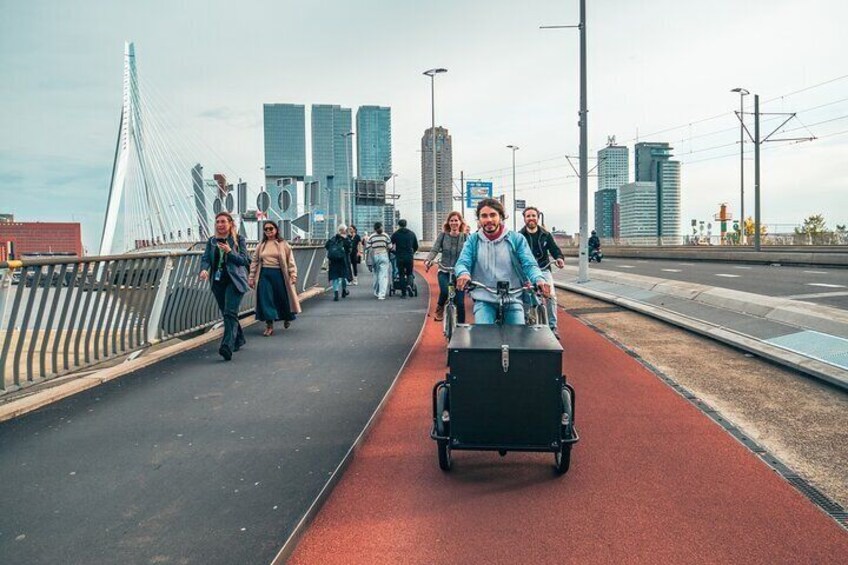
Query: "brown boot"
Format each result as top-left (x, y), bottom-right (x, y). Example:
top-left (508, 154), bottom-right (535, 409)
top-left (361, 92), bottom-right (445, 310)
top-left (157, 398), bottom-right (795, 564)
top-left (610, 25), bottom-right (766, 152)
top-left (434, 304), bottom-right (445, 321)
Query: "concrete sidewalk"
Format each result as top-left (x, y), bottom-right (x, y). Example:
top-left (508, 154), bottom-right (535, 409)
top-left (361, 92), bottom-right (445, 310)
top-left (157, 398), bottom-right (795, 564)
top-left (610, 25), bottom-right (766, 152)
top-left (553, 266), bottom-right (848, 391)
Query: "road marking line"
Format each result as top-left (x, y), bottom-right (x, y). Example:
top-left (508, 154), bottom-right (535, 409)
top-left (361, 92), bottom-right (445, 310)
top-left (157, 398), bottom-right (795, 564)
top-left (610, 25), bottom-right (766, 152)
top-left (715, 274), bottom-right (741, 278)
top-left (803, 271), bottom-right (828, 275)
top-left (733, 266), bottom-right (752, 269)
top-left (617, 265), bottom-right (635, 269)
top-left (661, 269), bottom-right (682, 273)
top-left (806, 283), bottom-right (846, 289)
top-left (679, 263), bottom-right (695, 266)
top-left (785, 291), bottom-right (848, 300)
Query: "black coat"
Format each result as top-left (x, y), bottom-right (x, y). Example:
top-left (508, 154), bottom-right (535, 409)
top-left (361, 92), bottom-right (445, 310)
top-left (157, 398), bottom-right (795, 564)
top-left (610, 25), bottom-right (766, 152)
top-left (390, 227), bottom-right (419, 260)
top-left (325, 235), bottom-right (353, 281)
top-left (200, 235), bottom-right (251, 293)
top-left (519, 226), bottom-right (564, 269)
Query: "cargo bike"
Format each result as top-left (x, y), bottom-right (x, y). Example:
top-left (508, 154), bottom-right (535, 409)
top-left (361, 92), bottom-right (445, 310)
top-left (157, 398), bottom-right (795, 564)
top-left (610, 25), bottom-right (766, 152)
top-left (430, 280), bottom-right (579, 474)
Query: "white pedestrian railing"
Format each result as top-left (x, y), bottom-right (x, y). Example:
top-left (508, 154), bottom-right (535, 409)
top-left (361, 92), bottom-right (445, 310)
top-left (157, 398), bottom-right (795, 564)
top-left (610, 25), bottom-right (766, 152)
top-left (0, 247), bottom-right (325, 394)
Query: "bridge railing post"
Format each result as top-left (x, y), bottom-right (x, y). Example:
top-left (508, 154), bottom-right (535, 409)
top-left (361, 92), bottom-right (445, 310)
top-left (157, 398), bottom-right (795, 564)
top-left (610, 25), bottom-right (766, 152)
top-left (146, 255), bottom-right (174, 344)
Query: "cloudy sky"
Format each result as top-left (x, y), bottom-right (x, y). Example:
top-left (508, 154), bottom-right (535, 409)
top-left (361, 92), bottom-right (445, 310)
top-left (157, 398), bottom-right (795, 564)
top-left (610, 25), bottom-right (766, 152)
top-left (2, 0), bottom-right (846, 251)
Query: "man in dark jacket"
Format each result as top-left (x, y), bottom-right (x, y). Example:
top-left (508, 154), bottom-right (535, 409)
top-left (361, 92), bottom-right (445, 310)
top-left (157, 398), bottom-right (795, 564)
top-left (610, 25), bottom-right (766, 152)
top-left (390, 219), bottom-right (419, 298)
top-left (519, 207), bottom-right (565, 337)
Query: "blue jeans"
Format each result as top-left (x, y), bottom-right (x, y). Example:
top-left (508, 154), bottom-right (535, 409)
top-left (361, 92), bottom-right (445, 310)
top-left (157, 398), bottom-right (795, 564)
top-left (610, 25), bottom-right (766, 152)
top-left (331, 277), bottom-right (347, 293)
top-left (473, 301), bottom-right (525, 325)
top-left (372, 253), bottom-right (390, 298)
top-left (437, 271), bottom-right (466, 323)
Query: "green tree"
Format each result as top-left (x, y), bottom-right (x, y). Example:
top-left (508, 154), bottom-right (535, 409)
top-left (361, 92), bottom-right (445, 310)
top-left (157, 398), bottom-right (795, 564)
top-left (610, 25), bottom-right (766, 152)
top-left (795, 214), bottom-right (830, 244)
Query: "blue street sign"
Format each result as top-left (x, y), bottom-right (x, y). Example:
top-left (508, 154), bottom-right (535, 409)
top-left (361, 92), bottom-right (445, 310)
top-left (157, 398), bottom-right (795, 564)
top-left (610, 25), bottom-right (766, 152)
top-left (466, 181), bottom-right (493, 208)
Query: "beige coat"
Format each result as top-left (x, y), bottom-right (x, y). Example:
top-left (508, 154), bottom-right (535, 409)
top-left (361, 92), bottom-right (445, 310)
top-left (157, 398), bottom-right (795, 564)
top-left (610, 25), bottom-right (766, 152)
top-left (248, 239), bottom-right (302, 314)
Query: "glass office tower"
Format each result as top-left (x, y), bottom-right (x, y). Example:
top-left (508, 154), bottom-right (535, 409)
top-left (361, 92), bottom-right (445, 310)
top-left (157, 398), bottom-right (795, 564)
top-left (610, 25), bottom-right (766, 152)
top-left (421, 126), bottom-right (453, 242)
top-left (634, 142), bottom-right (682, 239)
top-left (356, 106), bottom-right (392, 181)
top-left (312, 104), bottom-right (353, 231)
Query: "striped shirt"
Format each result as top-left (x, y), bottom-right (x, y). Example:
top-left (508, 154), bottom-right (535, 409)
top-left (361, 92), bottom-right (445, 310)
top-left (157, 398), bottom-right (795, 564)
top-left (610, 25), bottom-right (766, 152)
top-left (366, 232), bottom-right (391, 255)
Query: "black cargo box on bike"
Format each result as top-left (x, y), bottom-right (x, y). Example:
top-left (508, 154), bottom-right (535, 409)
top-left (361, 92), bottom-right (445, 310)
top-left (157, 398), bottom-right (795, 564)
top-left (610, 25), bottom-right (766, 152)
top-left (446, 324), bottom-right (563, 450)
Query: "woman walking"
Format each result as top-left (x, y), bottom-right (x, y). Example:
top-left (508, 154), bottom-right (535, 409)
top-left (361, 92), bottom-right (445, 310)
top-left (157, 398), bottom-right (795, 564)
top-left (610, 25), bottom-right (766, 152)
top-left (365, 221), bottom-right (392, 300)
top-left (199, 212), bottom-right (250, 361)
top-left (249, 221), bottom-right (302, 336)
top-left (424, 211), bottom-right (468, 322)
top-left (325, 224), bottom-right (352, 301)
top-left (348, 225), bottom-right (363, 285)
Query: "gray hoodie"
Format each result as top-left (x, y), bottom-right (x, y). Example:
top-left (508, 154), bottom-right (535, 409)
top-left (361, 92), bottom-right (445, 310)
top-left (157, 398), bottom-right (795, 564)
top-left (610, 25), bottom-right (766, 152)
top-left (469, 228), bottom-right (523, 304)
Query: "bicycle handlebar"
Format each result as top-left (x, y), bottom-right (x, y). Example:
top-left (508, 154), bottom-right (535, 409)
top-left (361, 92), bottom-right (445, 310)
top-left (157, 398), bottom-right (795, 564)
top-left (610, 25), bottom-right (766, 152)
top-left (465, 281), bottom-right (528, 295)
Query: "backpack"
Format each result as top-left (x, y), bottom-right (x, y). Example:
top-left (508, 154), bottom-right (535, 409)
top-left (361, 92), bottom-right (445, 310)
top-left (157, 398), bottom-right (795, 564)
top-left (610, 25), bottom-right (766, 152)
top-left (327, 239), bottom-right (346, 261)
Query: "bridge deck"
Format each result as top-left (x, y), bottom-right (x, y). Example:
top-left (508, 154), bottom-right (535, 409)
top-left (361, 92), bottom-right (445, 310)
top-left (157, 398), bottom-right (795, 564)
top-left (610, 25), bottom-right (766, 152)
top-left (287, 268), bottom-right (848, 564)
top-left (0, 270), bottom-right (427, 564)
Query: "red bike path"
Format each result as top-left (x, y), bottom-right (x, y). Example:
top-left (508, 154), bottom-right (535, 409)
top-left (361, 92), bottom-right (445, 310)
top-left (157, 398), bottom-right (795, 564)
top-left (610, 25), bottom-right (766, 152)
top-left (287, 268), bottom-right (848, 564)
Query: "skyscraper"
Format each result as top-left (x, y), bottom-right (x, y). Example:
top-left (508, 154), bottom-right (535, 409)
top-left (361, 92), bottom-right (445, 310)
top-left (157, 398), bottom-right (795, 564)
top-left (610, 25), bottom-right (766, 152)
top-left (421, 126), bottom-right (453, 242)
top-left (312, 104), bottom-right (353, 231)
top-left (634, 142), bottom-right (682, 239)
top-left (356, 106), bottom-right (392, 181)
top-left (263, 104), bottom-right (306, 236)
top-left (595, 141), bottom-right (629, 238)
top-left (619, 182), bottom-right (658, 240)
top-left (354, 106), bottom-right (392, 232)
top-left (191, 164), bottom-right (209, 240)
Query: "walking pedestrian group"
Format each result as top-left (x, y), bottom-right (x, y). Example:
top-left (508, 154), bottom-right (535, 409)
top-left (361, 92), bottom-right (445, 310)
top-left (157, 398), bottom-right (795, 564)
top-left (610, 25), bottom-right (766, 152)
top-left (199, 205), bottom-right (564, 361)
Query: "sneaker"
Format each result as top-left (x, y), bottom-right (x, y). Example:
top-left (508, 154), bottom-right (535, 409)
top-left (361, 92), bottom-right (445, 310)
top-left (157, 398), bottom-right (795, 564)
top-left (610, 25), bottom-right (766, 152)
top-left (352, 278), bottom-right (358, 285)
top-left (378, 296), bottom-right (386, 300)
top-left (434, 305), bottom-right (445, 321)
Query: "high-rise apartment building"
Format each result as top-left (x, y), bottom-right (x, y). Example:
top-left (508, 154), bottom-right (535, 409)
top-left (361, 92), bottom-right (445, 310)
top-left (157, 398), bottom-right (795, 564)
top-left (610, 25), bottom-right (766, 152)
top-left (634, 142), bottom-right (682, 239)
top-left (594, 189), bottom-right (618, 239)
top-left (191, 164), bottom-right (209, 240)
top-left (595, 141), bottom-right (629, 238)
top-left (354, 106), bottom-right (392, 233)
top-left (312, 104), bottom-right (353, 232)
top-left (263, 104), bottom-right (306, 179)
top-left (598, 143), bottom-right (629, 192)
top-left (619, 182), bottom-right (658, 240)
top-left (421, 126), bottom-right (453, 242)
top-left (264, 104), bottom-right (306, 237)
top-left (356, 106), bottom-right (392, 181)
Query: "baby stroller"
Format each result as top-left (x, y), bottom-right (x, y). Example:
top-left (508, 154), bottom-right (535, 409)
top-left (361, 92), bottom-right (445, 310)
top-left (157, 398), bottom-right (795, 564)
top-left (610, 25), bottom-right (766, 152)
top-left (388, 250), bottom-right (419, 297)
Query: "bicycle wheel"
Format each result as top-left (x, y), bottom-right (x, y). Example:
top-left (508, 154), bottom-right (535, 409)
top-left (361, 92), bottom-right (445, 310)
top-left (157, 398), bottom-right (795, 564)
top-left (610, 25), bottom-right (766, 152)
top-left (443, 303), bottom-right (456, 339)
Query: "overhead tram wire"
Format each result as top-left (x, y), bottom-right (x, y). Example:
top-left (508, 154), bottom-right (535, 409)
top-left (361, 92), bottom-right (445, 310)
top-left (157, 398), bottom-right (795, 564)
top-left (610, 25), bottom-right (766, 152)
top-left (462, 73), bottom-right (848, 182)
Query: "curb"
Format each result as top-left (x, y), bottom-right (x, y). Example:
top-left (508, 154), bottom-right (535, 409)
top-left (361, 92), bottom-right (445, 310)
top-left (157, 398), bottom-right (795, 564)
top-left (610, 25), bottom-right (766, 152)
top-left (555, 279), bottom-right (848, 392)
top-left (0, 286), bottom-right (325, 423)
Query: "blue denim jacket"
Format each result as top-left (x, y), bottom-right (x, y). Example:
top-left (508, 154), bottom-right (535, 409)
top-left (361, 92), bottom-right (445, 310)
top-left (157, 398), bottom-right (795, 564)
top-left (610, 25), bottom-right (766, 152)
top-left (454, 229), bottom-right (544, 301)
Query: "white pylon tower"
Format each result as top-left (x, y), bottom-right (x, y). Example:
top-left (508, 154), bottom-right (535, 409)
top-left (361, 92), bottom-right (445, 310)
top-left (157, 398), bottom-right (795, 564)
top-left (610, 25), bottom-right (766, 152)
top-left (99, 42), bottom-right (165, 256)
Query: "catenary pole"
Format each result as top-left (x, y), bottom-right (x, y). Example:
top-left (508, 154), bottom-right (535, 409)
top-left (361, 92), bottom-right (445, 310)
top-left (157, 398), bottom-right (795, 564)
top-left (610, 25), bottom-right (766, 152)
top-left (754, 94), bottom-right (761, 251)
top-left (577, 0), bottom-right (589, 283)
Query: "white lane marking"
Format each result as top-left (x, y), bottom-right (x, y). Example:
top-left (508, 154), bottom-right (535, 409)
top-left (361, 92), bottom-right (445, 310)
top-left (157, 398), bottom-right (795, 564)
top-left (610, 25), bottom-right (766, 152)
top-left (715, 274), bottom-right (741, 278)
top-left (733, 266), bottom-right (752, 269)
top-left (617, 265), bottom-right (635, 269)
top-left (785, 291), bottom-right (848, 300)
top-left (803, 270), bottom-right (828, 275)
top-left (806, 283), bottom-right (846, 288)
top-left (661, 269), bottom-right (682, 273)
top-left (678, 263), bottom-right (695, 266)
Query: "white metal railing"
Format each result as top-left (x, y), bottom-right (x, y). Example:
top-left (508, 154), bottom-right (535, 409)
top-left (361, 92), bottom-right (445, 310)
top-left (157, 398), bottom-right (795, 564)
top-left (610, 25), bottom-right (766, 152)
top-left (0, 247), bottom-right (324, 395)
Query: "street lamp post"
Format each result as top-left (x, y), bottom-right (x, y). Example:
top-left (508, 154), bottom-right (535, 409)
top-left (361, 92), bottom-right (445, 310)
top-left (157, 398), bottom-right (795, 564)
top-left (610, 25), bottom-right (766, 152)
top-left (341, 131), bottom-right (354, 227)
top-left (507, 145), bottom-right (519, 230)
top-left (540, 0), bottom-right (588, 282)
top-left (423, 67), bottom-right (447, 242)
top-left (731, 87), bottom-right (749, 244)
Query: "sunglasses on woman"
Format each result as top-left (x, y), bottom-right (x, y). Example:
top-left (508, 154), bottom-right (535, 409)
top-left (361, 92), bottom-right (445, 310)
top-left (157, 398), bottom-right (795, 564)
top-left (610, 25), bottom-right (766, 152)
top-left (264, 227), bottom-right (276, 232)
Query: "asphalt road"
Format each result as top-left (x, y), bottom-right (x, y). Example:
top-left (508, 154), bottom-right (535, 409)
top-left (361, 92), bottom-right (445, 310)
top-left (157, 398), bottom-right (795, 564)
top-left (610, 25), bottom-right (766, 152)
top-left (566, 256), bottom-right (848, 309)
top-left (0, 270), bottom-right (427, 565)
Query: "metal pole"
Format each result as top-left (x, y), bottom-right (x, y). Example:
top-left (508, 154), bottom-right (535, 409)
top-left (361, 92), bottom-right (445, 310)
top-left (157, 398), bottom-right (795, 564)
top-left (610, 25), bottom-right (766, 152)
top-left (739, 92), bottom-right (746, 245)
top-left (754, 94), bottom-right (761, 251)
top-left (431, 75), bottom-right (438, 242)
top-left (577, 0), bottom-right (589, 283)
top-left (460, 170), bottom-right (465, 219)
top-left (511, 149), bottom-right (517, 231)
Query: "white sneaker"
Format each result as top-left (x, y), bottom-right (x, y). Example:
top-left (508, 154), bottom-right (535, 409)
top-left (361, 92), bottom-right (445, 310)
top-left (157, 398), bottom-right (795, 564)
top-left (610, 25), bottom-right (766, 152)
top-left (378, 296), bottom-right (385, 300)
top-left (352, 278), bottom-right (358, 285)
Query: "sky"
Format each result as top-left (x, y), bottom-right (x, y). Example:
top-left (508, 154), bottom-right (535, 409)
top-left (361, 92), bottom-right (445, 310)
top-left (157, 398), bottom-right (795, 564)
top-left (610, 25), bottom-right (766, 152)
top-left (2, 0), bottom-right (847, 252)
